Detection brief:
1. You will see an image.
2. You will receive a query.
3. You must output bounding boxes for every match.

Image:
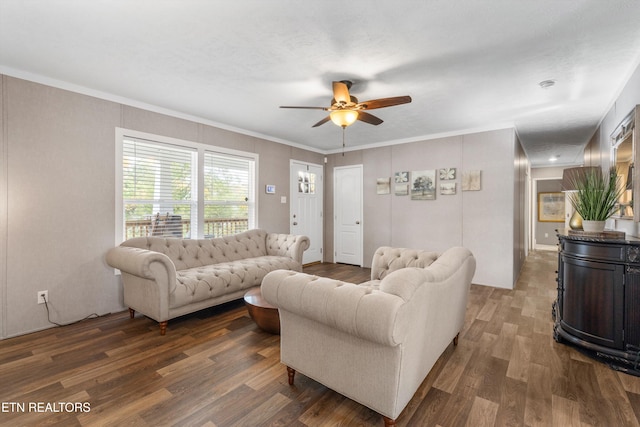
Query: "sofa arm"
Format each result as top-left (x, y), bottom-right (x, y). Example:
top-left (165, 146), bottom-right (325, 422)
top-left (379, 247), bottom-right (475, 300)
top-left (262, 270), bottom-right (407, 346)
top-left (105, 246), bottom-right (178, 294)
top-left (266, 233), bottom-right (310, 265)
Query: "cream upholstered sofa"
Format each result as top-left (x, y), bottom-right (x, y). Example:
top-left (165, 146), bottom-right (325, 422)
top-left (106, 229), bottom-right (309, 335)
top-left (262, 246), bottom-right (476, 427)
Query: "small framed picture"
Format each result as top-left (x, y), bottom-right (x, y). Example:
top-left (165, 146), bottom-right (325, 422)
top-left (265, 184), bottom-right (276, 194)
top-left (439, 168), bottom-right (456, 180)
top-left (395, 171), bottom-right (409, 183)
top-left (440, 182), bottom-right (456, 195)
top-left (538, 192), bottom-right (565, 222)
top-left (377, 177), bottom-right (391, 195)
top-left (462, 170), bottom-right (482, 191)
top-left (395, 183), bottom-right (409, 196)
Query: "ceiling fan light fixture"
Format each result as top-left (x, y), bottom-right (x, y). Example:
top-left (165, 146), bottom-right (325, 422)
top-left (330, 109), bottom-right (359, 128)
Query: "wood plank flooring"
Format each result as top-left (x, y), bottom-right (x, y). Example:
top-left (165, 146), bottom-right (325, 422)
top-left (2, 251), bottom-right (640, 426)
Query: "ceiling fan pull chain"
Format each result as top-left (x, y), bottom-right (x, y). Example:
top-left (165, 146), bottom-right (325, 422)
top-left (342, 127), bottom-right (345, 156)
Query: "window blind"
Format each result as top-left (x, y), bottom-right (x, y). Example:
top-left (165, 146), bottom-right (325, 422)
top-left (203, 151), bottom-right (254, 237)
top-left (119, 133), bottom-right (257, 241)
top-left (122, 138), bottom-right (197, 240)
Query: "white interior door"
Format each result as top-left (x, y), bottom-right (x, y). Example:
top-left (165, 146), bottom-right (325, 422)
top-left (290, 161), bottom-right (323, 264)
top-left (334, 165), bottom-right (363, 266)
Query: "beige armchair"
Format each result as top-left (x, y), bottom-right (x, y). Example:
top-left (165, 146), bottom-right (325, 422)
top-left (261, 246), bottom-right (476, 426)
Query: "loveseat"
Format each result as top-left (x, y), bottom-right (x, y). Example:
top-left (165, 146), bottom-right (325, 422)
top-left (261, 246), bottom-right (475, 426)
top-left (106, 229), bottom-right (309, 335)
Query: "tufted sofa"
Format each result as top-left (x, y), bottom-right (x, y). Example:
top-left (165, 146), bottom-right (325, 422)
top-left (262, 246), bottom-right (475, 427)
top-left (106, 229), bottom-right (309, 335)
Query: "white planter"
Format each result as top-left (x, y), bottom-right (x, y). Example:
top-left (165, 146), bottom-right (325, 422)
top-left (582, 220), bottom-right (606, 233)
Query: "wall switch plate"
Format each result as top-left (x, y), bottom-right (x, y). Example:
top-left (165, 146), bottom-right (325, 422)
top-left (281, 196), bottom-right (286, 203)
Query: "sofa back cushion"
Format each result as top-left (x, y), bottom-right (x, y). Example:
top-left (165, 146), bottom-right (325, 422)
top-left (121, 229), bottom-right (268, 270)
top-left (371, 246), bottom-right (439, 280)
top-left (378, 246), bottom-right (475, 301)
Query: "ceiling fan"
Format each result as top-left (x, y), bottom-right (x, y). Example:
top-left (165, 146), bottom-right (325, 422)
top-left (280, 80), bottom-right (412, 128)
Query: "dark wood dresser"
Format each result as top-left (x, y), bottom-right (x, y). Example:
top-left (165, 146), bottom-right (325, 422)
top-left (555, 230), bottom-right (640, 375)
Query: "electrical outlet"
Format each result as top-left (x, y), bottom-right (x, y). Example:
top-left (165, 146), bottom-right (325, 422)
top-left (37, 290), bottom-right (48, 304)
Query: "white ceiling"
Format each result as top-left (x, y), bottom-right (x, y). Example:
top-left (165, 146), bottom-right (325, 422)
top-left (2, 1), bottom-right (640, 167)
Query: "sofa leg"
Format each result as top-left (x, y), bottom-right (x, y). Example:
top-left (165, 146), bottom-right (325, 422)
top-left (453, 333), bottom-right (459, 346)
top-left (287, 366), bottom-right (296, 385)
top-left (159, 321), bottom-right (168, 336)
top-left (129, 308), bottom-right (135, 319)
top-left (382, 416), bottom-right (396, 426)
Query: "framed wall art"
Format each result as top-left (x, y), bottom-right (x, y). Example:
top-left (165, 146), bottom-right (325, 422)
top-left (462, 170), bottom-right (482, 191)
top-left (377, 177), bottom-right (391, 195)
top-left (439, 168), bottom-right (456, 180)
top-left (440, 182), bottom-right (456, 195)
top-left (538, 192), bottom-right (565, 222)
top-left (410, 170), bottom-right (436, 200)
top-left (395, 171), bottom-right (409, 196)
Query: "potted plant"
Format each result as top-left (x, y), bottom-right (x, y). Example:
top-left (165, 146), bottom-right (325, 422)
top-left (567, 166), bottom-right (625, 232)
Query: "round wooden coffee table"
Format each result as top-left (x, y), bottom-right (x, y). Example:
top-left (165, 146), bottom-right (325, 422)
top-left (244, 287), bottom-right (280, 334)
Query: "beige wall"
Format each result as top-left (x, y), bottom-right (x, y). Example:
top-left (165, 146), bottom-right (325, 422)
top-left (3, 77), bottom-right (122, 339)
top-left (0, 75), bottom-right (323, 338)
top-left (325, 128), bottom-right (523, 289)
top-left (0, 74), bottom-right (527, 338)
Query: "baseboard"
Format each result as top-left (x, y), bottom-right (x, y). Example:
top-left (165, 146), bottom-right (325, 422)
top-left (535, 244), bottom-right (557, 252)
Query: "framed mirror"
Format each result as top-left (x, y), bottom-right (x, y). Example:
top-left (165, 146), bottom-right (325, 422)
top-left (611, 106), bottom-right (640, 221)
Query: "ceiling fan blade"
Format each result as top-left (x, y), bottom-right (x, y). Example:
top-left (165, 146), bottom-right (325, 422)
top-left (357, 96), bottom-right (412, 110)
top-left (280, 106), bottom-right (328, 110)
top-left (332, 81), bottom-right (351, 104)
top-left (357, 111), bottom-right (383, 125)
top-left (312, 116), bottom-right (332, 127)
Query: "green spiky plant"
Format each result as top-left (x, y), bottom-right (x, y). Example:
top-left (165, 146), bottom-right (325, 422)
top-left (567, 166), bottom-right (626, 221)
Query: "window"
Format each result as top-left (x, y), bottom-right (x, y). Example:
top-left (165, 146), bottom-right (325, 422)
top-left (204, 152), bottom-right (254, 238)
top-left (116, 129), bottom-right (256, 242)
top-left (297, 170), bottom-right (316, 194)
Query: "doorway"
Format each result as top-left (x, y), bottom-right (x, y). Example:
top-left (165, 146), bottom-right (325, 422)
top-left (290, 161), bottom-right (323, 264)
top-left (531, 177), bottom-right (564, 251)
top-left (333, 165), bottom-right (363, 266)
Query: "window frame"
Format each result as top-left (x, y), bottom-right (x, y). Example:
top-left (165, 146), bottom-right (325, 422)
top-left (115, 128), bottom-right (258, 245)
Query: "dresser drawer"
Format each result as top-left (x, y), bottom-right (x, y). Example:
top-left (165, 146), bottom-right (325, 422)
top-left (563, 240), bottom-right (624, 262)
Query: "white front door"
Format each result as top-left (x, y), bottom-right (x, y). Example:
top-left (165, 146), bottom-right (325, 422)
top-left (290, 161), bottom-right (323, 264)
top-left (334, 165), bottom-right (363, 266)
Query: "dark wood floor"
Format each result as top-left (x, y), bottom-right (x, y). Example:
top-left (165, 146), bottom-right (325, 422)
top-left (2, 251), bottom-right (640, 426)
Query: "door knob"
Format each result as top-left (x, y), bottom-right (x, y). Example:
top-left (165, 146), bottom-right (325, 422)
top-left (293, 222), bottom-right (298, 225)
top-left (356, 221), bottom-right (360, 224)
